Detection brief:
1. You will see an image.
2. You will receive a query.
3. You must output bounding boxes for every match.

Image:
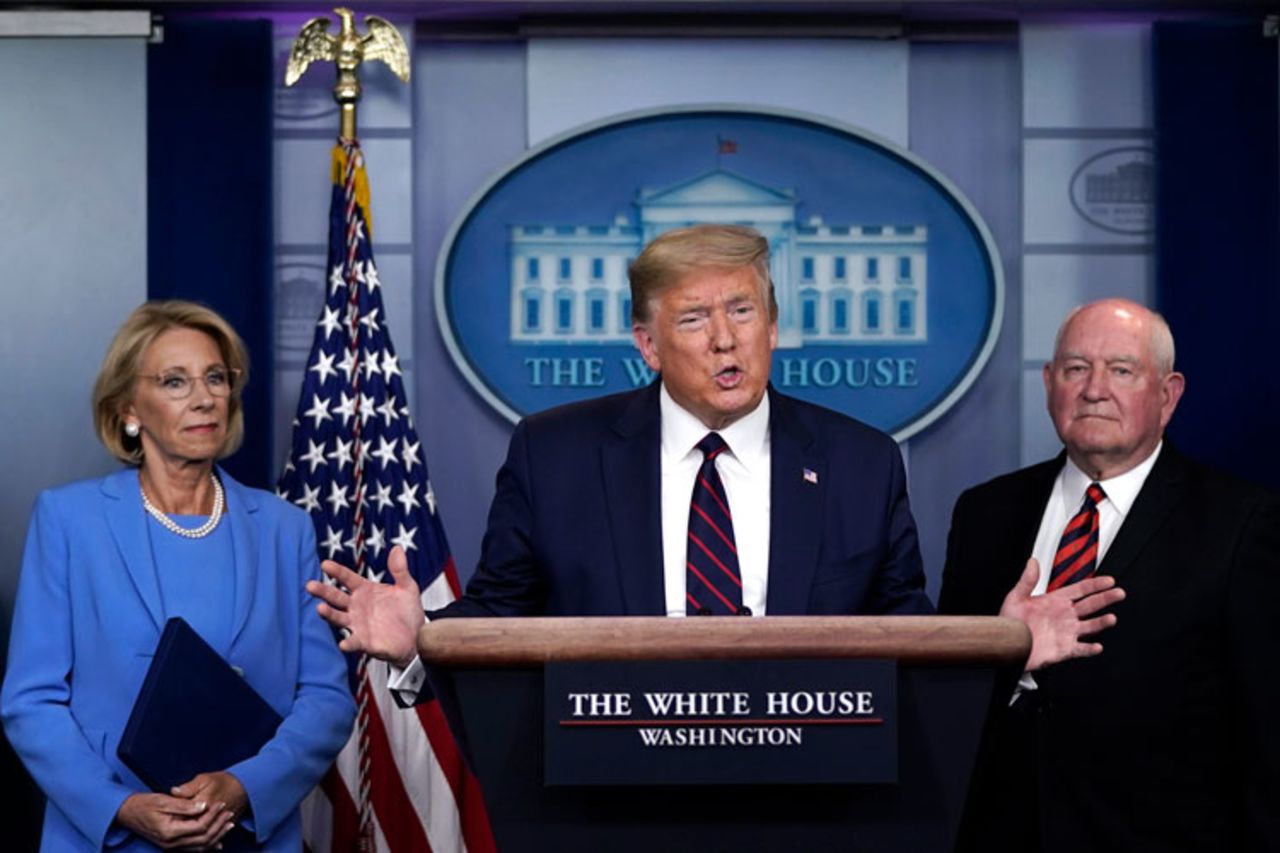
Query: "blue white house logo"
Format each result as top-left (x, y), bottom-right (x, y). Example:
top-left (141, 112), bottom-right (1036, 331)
top-left (437, 107), bottom-right (1002, 440)
top-left (1069, 147), bottom-right (1154, 235)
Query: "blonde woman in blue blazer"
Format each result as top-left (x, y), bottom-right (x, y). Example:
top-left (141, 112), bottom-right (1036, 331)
top-left (1, 301), bottom-right (354, 850)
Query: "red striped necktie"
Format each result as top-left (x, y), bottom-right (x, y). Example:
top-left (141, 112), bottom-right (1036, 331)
top-left (685, 433), bottom-right (748, 616)
top-left (1047, 482), bottom-right (1106, 592)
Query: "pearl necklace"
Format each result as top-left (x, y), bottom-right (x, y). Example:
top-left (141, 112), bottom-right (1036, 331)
top-left (140, 473), bottom-right (225, 539)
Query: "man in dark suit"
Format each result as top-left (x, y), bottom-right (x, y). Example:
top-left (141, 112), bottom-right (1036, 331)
top-left (310, 226), bottom-right (1114, 685)
top-left (940, 299), bottom-right (1280, 852)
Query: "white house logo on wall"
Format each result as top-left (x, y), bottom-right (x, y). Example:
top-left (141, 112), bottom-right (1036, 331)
top-left (436, 107), bottom-right (1003, 440)
top-left (1069, 147), bottom-right (1154, 235)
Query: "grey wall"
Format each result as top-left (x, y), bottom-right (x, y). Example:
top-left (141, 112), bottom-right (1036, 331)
top-left (413, 42), bottom-right (530, 583)
top-left (0, 37), bottom-right (148, 662)
top-left (907, 40), bottom-right (1023, 592)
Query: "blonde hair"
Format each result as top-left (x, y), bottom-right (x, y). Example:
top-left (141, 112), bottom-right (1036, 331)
top-left (628, 224), bottom-right (777, 323)
top-left (92, 300), bottom-right (249, 465)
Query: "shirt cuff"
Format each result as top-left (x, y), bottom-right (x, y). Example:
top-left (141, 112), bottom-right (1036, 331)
top-left (1010, 671), bottom-right (1039, 706)
top-left (388, 655), bottom-right (426, 703)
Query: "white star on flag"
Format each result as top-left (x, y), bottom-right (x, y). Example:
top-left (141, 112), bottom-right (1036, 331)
top-left (299, 439), bottom-right (327, 474)
top-left (396, 481), bottom-right (420, 514)
top-left (303, 394), bottom-right (332, 429)
top-left (294, 483), bottom-right (322, 514)
top-left (309, 350), bottom-right (337, 385)
top-left (391, 522), bottom-right (418, 553)
top-left (317, 305), bottom-right (342, 339)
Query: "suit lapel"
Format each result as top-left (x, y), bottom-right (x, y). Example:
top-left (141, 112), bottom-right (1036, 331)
top-left (1097, 443), bottom-right (1185, 580)
top-left (1007, 456), bottom-right (1064, 592)
top-left (764, 391), bottom-right (824, 616)
top-left (221, 469), bottom-right (261, 653)
top-left (602, 384), bottom-right (665, 615)
top-left (103, 468), bottom-right (166, 633)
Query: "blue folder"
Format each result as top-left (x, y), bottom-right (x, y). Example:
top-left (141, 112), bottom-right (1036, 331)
top-left (118, 616), bottom-right (283, 794)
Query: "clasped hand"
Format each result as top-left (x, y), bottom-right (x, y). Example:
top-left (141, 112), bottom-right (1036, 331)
top-left (115, 770), bottom-right (247, 850)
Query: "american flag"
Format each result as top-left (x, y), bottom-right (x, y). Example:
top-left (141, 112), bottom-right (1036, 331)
top-left (277, 140), bottom-right (493, 853)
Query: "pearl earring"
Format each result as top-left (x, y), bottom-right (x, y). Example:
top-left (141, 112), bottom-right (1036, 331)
top-left (124, 421), bottom-right (140, 438)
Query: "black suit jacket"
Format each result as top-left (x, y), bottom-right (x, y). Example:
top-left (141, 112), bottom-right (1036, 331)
top-left (939, 442), bottom-right (1280, 853)
top-left (435, 382), bottom-right (932, 618)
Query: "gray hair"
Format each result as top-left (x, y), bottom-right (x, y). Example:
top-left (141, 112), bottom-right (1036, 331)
top-left (1053, 299), bottom-right (1176, 376)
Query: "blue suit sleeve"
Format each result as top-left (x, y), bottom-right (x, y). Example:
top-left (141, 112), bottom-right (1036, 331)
top-left (1, 491), bottom-right (137, 848)
top-left (432, 420), bottom-right (549, 618)
top-left (868, 440), bottom-right (934, 615)
top-left (227, 520), bottom-right (355, 842)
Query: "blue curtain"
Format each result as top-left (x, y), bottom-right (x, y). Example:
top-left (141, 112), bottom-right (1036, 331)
top-left (148, 19), bottom-right (275, 488)
top-left (1154, 20), bottom-right (1280, 491)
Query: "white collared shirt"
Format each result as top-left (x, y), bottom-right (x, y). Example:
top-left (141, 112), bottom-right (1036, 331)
top-left (1029, 441), bottom-right (1163, 593)
top-left (659, 384), bottom-right (771, 617)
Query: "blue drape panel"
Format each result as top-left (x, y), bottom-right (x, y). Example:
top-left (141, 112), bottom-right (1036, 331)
top-left (148, 19), bottom-right (274, 488)
top-left (1154, 20), bottom-right (1280, 491)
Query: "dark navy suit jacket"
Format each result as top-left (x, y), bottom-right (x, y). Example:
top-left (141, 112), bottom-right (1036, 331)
top-left (434, 383), bottom-right (932, 619)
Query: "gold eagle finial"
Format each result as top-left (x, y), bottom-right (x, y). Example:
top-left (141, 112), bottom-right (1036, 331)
top-left (285, 8), bottom-right (409, 139)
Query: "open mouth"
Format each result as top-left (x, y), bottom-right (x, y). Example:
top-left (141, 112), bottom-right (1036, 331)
top-left (714, 366), bottom-right (743, 389)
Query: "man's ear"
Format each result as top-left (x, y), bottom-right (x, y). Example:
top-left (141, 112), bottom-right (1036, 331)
top-left (1159, 371), bottom-right (1186, 428)
top-left (633, 324), bottom-right (661, 373)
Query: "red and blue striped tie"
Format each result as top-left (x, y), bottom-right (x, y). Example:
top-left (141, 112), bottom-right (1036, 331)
top-left (1048, 482), bottom-right (1106, 592)
top-left (686, 433), bottom-right (747, 616)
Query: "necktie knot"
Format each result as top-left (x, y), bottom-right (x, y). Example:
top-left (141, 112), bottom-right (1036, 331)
top-left (1085, 482), bottom-right (1105, 508)
top-left (696, 432), bottom-right (728, 460)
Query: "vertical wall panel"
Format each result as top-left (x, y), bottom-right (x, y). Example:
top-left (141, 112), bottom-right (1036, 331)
top-left (1154, 21), bottom-right (1280, 490)
top-left (0, 36), bottom-right (147, 658)
top-left (149, 19), bottom-right (275, 487)
top-left (907, 40), bottom-right (1022, 588)
top-left (0, 35), bottom-right (147, 849)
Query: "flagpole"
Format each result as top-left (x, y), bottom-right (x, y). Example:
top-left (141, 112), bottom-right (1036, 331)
top-left (285, 10), bottom-right (411, 851)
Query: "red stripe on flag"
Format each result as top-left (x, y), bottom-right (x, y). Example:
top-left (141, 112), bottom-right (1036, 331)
top-left (440, 555), bottom-right (463, 600)
top-left (417, 699), bottom-right (497, 853)
top-left (320, 764), bottom-right (361, 852)
top-left (361, 680), bottom-right (434, 853)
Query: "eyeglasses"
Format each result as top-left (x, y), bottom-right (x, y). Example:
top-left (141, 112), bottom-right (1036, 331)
top-left (139, 368), bottom-right (243, 400)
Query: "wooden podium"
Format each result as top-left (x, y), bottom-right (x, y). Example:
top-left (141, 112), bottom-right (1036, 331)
top-left (419, 616), bottom-right (1028, 853)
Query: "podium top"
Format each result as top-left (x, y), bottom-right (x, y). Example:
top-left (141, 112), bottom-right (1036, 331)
top-left (417, 616), bottom-right (1029, 668)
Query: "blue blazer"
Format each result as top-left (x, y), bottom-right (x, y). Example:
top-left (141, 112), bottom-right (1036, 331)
top-left (1, 468), bottom-right (355, 851)
top-left (438, 383), bottom-right (933, 618)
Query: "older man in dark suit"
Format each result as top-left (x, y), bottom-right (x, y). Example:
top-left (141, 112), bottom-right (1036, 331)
top-left (940, 299), bottom-right (1280, 852)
